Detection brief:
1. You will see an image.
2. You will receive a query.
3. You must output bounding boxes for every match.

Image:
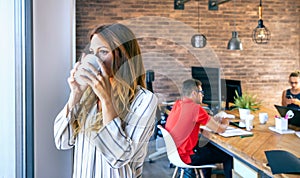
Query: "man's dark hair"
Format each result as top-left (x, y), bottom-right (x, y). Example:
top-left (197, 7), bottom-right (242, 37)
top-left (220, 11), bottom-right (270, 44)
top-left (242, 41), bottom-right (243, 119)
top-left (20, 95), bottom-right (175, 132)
top-left (182, 79), bottom-right (202, 96)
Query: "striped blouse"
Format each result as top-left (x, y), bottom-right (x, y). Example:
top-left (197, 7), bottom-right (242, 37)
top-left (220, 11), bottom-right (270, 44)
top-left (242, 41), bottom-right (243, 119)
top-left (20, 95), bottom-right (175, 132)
top-left (54, 86), bottom-right (158, 178)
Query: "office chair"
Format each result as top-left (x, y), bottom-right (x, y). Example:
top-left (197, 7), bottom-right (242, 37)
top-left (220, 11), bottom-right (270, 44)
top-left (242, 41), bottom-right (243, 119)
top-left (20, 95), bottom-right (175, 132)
top-left (157, 125), bottom-right (217, 178)
top-left (146, 69), bottom-right (154, 92)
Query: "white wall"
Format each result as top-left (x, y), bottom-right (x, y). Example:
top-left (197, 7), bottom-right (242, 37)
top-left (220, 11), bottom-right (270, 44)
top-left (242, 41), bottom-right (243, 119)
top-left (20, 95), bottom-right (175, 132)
top-left (33, 0), bottom-right (74, 177)
top-left (0, 1), bottom-right (16, 177)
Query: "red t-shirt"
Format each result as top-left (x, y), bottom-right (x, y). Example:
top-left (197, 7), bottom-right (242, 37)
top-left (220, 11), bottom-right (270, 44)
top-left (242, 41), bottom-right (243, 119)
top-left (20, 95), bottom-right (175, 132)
top-left (165, 98), bottom-right (209, 164)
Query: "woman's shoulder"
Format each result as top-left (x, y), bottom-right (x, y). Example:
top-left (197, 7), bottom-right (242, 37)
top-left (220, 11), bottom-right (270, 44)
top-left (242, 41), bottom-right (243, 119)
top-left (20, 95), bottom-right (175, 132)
top-left (128, 86), bottom-right (158, 117)
top-left (136, 85), bottom-right (154, 95)
top-left (284, 89), bottom-right (291, 95)
top-left (286, 89), bottom-right (300, 97)
top-left (134, 86), bottom-right (158, 104)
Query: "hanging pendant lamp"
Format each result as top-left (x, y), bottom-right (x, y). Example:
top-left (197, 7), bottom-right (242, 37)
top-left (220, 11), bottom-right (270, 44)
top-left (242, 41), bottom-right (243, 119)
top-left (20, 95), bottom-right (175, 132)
top-left (252, 0), bottom-right (270, 44)
top-left (191, 0), bottom-right (206, 48)
top-left (227, 31), bottom-right (243, 50)
top-left (227, 0), bottom-right (242, 50)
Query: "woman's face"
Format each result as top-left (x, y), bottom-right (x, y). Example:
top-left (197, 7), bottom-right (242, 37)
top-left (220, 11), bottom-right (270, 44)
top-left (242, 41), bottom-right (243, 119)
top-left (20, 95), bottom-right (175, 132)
top-left (88, 34), bottom-right (113, 76)
top-left (289, 76), bottom-right (300, 89)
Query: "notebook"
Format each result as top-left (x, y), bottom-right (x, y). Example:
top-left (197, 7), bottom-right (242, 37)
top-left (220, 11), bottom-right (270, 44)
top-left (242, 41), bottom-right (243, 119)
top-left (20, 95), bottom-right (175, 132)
top-left (274, 105), bottom-right (300, 127)
top-left (200, 126), bottom-right (253, 137)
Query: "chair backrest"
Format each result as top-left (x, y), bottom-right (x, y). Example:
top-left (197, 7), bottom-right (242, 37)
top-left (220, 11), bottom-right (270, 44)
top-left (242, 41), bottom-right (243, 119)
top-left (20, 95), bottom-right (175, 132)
top-left (157, 125), bottom-right (217, 169)
top-left (157, 125), bottom-right (197, 168)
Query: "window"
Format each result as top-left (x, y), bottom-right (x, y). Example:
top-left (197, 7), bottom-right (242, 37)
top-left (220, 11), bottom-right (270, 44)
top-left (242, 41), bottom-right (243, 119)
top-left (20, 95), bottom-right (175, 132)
top-left (0, 0), bottom-right (33, 177)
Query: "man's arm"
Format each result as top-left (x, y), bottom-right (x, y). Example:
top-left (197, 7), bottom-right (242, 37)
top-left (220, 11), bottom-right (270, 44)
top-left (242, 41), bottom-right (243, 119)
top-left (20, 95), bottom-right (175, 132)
top-left (206, 116), bottom-right (229, 133)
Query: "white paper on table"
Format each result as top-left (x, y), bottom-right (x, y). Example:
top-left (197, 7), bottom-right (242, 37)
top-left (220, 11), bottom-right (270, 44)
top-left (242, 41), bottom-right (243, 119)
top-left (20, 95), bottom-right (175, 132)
top-left (200, 126), bottom-right (252, 137)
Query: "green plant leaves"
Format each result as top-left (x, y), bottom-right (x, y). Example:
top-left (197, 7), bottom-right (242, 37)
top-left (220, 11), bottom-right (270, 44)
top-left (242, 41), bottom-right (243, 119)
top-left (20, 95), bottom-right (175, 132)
top-left (233, 90), bottom-right (261, 111)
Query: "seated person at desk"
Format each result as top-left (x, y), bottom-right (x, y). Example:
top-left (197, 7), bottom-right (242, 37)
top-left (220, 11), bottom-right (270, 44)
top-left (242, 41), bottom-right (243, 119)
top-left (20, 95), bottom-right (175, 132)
top-left (165, 79), bottom-right (233, 178)
top-left (282, 71), bottom-right (300, 110)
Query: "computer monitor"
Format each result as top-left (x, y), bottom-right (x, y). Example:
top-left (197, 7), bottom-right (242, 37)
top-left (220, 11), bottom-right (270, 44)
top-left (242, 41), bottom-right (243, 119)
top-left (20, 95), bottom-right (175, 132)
top-left (221, 79), bottom-right (242, 110)
top-left (191, 66), bottom-right (221, 114)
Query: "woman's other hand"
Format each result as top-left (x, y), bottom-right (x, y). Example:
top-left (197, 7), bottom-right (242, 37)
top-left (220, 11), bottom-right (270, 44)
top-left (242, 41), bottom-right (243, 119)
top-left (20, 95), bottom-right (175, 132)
top-left (79, 57), bottom-right (112, 102)
top-left (79, 57), bottom-right (117, 124)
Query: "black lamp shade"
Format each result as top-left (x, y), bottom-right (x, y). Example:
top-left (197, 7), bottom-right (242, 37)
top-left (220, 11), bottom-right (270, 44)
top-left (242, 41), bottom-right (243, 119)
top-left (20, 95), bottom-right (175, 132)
top-left (227, 31), bottom-right (243, 50)
top-left (252, 19), bottom-right (270, 44)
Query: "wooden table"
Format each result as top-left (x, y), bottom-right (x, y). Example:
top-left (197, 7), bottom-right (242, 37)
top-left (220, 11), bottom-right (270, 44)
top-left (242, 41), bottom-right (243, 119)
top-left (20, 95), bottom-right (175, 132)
top-left (208, 107), bottom-right (300, 178)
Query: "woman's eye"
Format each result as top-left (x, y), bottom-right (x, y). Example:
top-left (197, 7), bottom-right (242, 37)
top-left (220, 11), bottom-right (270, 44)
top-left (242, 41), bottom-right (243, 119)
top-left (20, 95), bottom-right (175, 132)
top-left (98, 50), bottom-right (109, 55)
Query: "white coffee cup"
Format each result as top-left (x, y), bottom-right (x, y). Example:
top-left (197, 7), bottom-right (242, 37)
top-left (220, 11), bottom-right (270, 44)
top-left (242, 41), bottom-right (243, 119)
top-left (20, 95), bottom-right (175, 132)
top-left (259, 112), bottom-right (268, 124)
top-left (245, 114), bottom-right (254, 131)
top-left (74, 54), bottom-right (100, 86)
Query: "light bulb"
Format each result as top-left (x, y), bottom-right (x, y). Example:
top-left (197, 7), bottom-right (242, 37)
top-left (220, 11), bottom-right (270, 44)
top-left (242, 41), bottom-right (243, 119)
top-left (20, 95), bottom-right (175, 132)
top-left (257, 28), bottom-right (266, 38)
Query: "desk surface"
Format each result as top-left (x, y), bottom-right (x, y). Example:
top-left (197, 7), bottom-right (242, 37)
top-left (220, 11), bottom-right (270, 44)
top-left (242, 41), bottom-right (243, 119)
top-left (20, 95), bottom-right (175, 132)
top-left (209, 107), bottom-right (300, 178)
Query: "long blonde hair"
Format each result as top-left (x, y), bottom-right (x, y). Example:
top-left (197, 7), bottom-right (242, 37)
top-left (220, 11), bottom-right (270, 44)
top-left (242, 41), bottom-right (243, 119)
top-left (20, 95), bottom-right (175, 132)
top-left (72, 23), bottom-right (146, 138)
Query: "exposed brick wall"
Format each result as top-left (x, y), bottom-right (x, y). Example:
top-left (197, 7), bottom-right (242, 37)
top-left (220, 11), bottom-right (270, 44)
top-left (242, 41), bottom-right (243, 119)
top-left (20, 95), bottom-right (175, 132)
top-left (76, 0), bottom-right (300, 110)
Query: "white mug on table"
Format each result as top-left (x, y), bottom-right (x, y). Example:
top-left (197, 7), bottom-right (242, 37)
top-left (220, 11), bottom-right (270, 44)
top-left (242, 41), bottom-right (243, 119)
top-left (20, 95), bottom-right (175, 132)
top-left (259, 112), bottom-right (268, 124)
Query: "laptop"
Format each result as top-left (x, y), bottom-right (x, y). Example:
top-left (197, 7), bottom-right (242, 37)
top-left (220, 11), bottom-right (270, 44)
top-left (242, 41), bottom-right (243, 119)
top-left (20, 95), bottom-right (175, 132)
top-left (274, 105), bottom-right (300, 127)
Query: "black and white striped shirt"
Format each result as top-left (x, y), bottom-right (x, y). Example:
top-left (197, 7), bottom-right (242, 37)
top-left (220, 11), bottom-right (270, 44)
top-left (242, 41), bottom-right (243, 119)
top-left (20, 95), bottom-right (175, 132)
top-left (54, 87), bottom-right (158, 178)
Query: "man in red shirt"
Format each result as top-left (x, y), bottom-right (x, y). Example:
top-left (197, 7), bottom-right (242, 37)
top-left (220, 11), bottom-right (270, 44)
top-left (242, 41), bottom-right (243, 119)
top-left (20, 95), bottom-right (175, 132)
top-left (165, 79), bottom-right (233, 178)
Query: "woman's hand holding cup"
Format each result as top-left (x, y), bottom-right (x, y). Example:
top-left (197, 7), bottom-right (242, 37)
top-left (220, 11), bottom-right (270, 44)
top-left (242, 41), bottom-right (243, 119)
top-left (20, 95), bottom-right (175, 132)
top-left (74, 54), bottom-right (101, 87)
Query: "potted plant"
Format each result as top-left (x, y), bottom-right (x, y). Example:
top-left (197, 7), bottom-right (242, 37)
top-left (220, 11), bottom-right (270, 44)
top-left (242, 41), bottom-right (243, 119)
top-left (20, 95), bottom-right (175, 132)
top-left (232, 91), bottom-right (261, 126)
